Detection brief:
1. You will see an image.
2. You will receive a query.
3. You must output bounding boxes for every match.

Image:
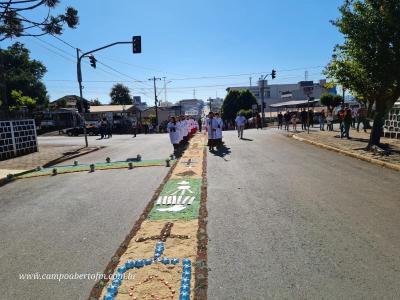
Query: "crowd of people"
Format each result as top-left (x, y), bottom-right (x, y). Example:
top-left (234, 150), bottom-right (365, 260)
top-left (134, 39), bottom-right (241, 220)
top-left (276, 104), bottom-right (369, 137)
top-left (97, 118), bottom-right (113, 139)
top-left (166, 115), bottom-right (199, 154)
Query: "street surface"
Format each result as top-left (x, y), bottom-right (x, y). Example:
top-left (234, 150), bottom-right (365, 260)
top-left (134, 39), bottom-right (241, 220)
top-left (0, 134), bottom-right (172, 300)
top-left (207, 129), bottom-right (400, 299)
top-left (1, 130), bottom-right (400, 299)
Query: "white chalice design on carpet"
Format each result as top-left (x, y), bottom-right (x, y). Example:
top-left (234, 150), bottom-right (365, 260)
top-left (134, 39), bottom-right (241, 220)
top-left (156, 180), bottom-right (195, 212)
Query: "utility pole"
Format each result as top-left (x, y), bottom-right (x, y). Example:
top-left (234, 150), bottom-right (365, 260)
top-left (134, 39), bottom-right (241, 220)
top-left (163, 77), bottom-right (167, 103)
top-left (149, 76), bottom-right (161, 130)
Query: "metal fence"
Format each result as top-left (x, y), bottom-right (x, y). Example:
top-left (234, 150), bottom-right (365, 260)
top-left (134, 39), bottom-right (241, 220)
top-left (0, 119), bottom-right (38, 161)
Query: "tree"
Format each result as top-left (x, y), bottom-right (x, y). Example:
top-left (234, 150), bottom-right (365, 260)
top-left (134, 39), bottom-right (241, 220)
top-left (237, 109), bottom-right (253, 119)
top-left (76, 98), bottom-right (89, 113)
top-left (89, 98), bottom-right (102, 106)
top-left (10, 89), bottom-right (36, 110)
top-left (110, 83), bottom-right (132, 105)
top-left (320, 93), bottom-right (343, 112)
top-left (221, 89), bottom-right (257, 121)
top-left (0, 42), bottom-right (48, 112)
top-left (325, 0), bottom-right (400, 149)
top-left (0, 0), bottom-right (79, 41)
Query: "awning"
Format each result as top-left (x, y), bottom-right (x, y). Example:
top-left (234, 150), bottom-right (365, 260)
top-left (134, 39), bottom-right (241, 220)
top-left (269, 99), bottom-right (319, 108)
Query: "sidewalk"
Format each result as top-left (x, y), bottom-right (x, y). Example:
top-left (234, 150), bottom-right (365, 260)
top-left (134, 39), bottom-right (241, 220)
top-left (0, 144), bottom-right (100, 176)
top-left (283, 125), bottom-right (400, 170)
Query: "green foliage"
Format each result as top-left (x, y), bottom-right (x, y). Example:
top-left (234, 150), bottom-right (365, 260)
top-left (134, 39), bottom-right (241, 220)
top-left (221, 89), bottom-right (257, 121)
top-left (320, 93), bottom-right (343, 111)
top-left (89, 98), bottom-right (102, 106)
top-left (0, 43), bottom-right (48, 112)
top-left (0, 1), bottom-right (79, 41)
top-left (76, 98), bottom-right (89, 113)
top-left (324, 0), bottom-right (400, 146)
top-left (237, 109), bottom-right (253, 119)
top-left (110, 83), bottom-right (132, 105)
top-left (149, 114), bottom-right (157, 125)
top-left (9, 90), bottom-right (36, 110)
top-left (56, 98), bottom-right (67, 108)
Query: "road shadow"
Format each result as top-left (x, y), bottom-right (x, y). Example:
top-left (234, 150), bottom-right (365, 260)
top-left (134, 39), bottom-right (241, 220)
top-left (210, 144), bottom-right (231, 159)
top-left (240, 138), bottom-right (253, 141)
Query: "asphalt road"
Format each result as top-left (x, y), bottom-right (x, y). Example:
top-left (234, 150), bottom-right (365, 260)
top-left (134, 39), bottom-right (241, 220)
top-left (0, 134), bottom-right (172, 300)
top-left (207, 129), bottom-right (400, 299)
top-left (38, 133), bottom-right (173, 165)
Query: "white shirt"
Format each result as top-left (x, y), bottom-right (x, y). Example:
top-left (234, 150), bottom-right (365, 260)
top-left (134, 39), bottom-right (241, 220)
top-left (235, 116), bottom-right (246, 126)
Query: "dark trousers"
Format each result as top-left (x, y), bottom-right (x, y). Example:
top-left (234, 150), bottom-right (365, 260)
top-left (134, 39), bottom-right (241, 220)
top-left (357, 118), bottom-right (367, 132)
top-left (343, 122), bottom-right (351, 138)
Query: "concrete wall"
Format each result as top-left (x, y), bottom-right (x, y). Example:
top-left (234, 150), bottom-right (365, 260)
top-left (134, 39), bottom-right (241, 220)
top-left (384, 102), bottom-right (400, 139)
top-left (0, 119), bottom-right (38, 161)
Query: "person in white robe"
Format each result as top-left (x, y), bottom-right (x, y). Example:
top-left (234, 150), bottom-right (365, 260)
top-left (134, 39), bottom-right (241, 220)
top-left (167, 117), bottom-right (180, 151)
top-left (207, 112), bottom-right (218, 151)
top-left (214, 112), bottom-right (223, 147)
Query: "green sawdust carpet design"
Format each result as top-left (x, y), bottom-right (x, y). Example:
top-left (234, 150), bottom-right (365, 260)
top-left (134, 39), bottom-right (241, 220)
top-left (147, 178), bottom-right (202, 221)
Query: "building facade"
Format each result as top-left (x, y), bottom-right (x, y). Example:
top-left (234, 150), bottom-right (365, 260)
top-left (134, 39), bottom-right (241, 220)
top-left (227, 80), bottom-right (336, 109)
top-left (178, 99), bottom-right (204, 119)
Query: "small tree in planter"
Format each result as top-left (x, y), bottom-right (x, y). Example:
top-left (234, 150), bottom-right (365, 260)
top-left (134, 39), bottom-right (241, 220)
top-left (320, 93), bottom-right (343, 113)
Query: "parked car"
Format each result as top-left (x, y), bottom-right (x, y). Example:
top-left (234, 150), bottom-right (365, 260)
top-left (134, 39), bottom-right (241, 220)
top-left (63, 125), bottom-right (99, 136)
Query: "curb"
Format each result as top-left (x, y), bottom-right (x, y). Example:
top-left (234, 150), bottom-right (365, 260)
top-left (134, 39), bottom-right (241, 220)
top-left (291, 134), bottom-right (400, 172)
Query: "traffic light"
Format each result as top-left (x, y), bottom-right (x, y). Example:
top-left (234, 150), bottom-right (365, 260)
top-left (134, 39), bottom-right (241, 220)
top-left (132, 35), bottom-right (141, 53)
top-left (271, 69), bottom-right (276, 79)
top-left (89, 55), bottom-right (96, 68)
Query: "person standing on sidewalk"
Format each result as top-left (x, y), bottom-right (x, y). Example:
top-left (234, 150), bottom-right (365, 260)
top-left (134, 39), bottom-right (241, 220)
top-left (344, 106), bottom-right (352, 139)
top-left (132, 119), bottom-right (137, 138)
top-left (235, 113), bottom-right (246, 139)
top-left (277, 111), bottom-right (283, 130)
top-left (256, 114), bottom-right (262, 130)
top-left (338, 106), bottom-right (346, 138)
top-left (319, 109), bottom-right (326, 131)
top-left (326, 110), bottom-right (334, 131)
top-left (351, 106), bottom-right (358, 128)
top-left (357, 106), bottom-right (368, 133)
top-left (291, 111), bottom-right (298, 132)
top-left (308, 109), bottom-right (315, 128)
top-left (300, 108), bottom-right (308, 131)
top-left (283, 111), bottom-right (291, 131)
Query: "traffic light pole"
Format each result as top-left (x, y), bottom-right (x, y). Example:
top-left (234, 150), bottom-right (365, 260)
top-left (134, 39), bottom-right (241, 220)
top-left (260, 79), bottom-right (265, 129)
top-left (258, 70), bottom-right (276, 129)
top-left (76, 48), bottom-right (88, 147)
top-left (76, 40), bottom-right (134, 147)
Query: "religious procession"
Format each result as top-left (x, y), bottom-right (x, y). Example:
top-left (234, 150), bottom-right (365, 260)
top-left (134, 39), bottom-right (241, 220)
top-left (166, 115), bottom-right (199, 156)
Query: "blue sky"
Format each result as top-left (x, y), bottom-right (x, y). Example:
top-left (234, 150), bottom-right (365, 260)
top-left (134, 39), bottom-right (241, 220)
top-left (2, 0), bottom-right (345, 105)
